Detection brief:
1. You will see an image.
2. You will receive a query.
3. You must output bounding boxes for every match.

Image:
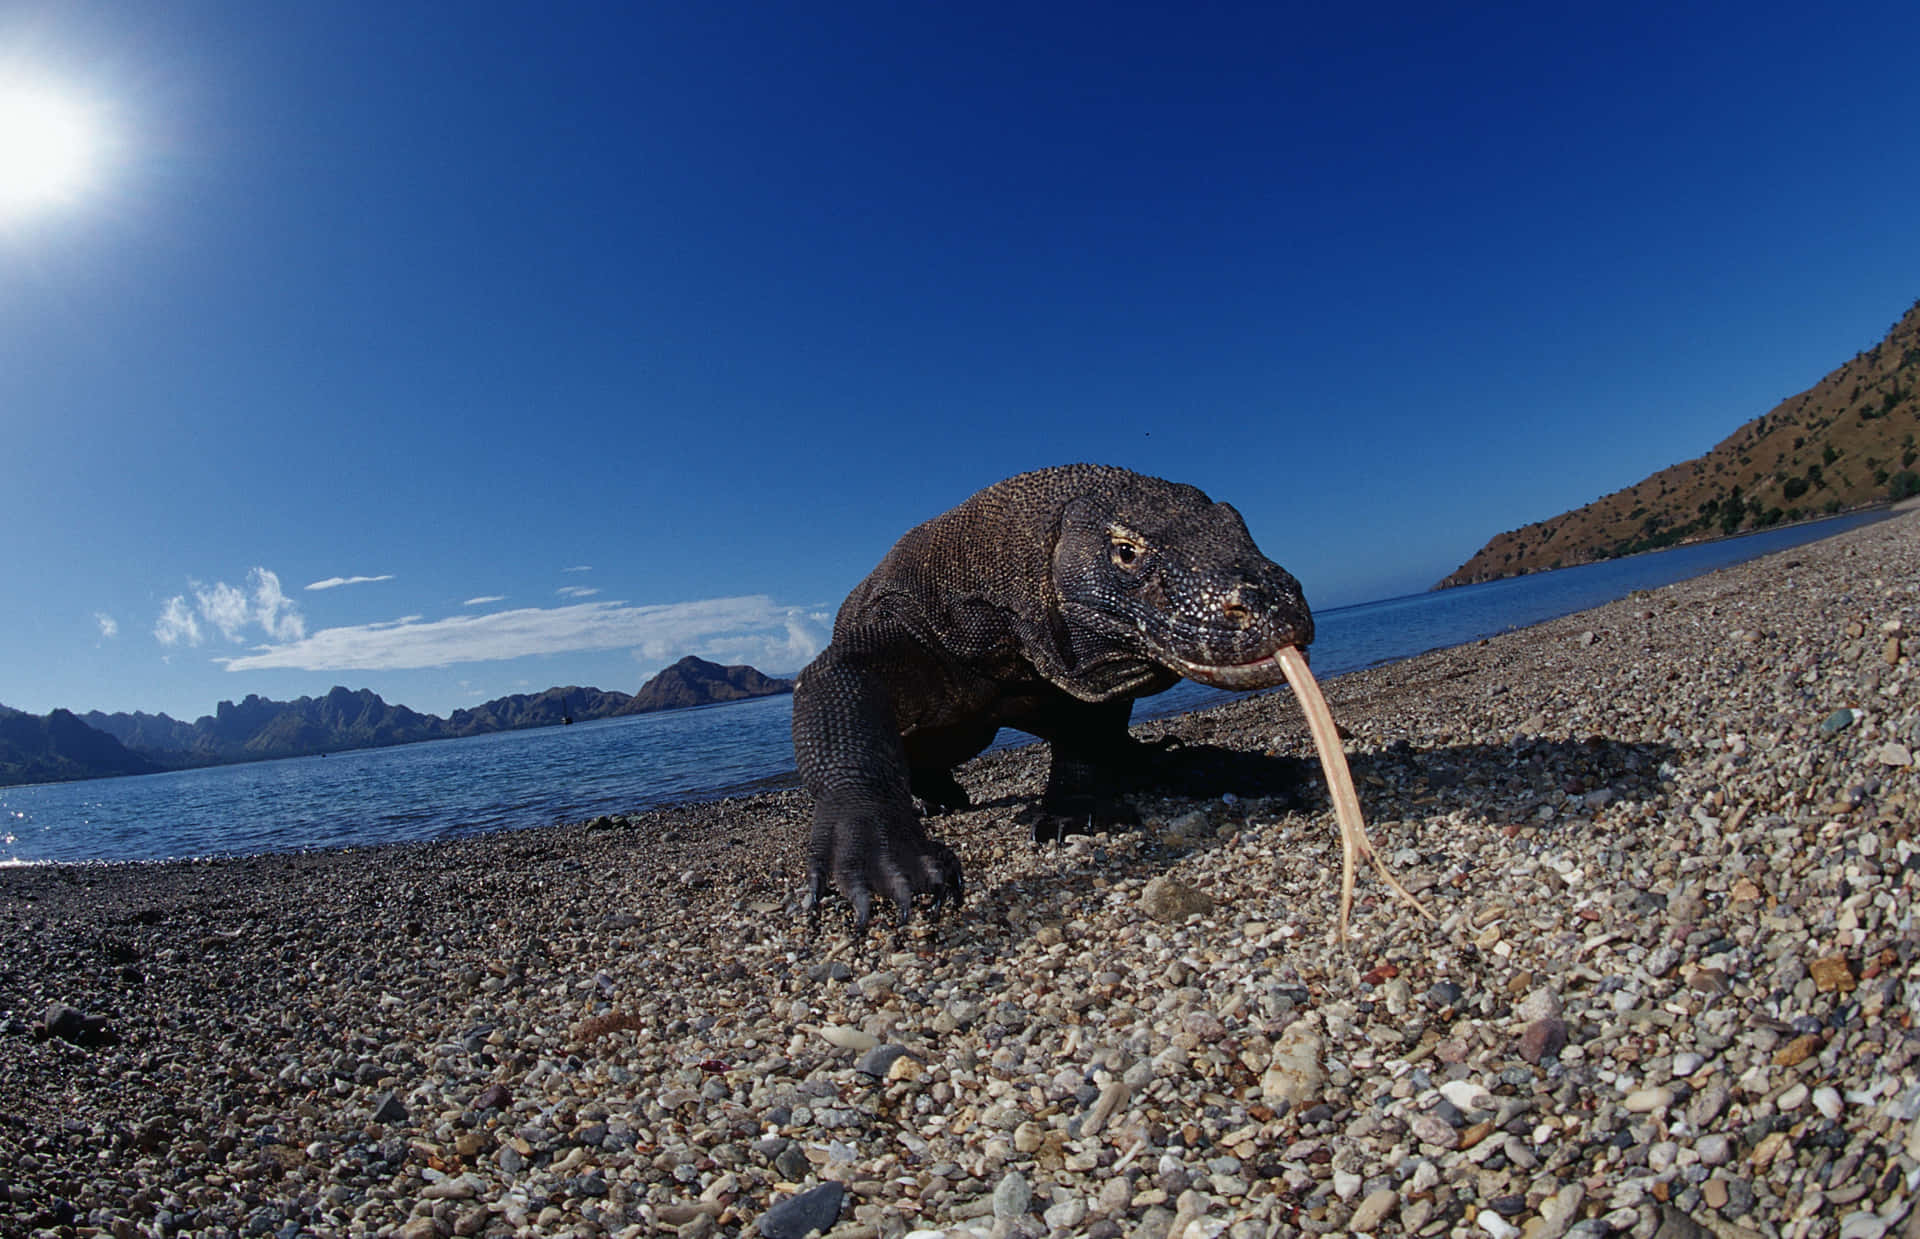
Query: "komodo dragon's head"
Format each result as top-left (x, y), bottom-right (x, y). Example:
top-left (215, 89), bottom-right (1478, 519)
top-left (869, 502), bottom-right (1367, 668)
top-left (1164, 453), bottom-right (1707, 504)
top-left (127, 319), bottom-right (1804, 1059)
top-left (1049, 472), bottom-right (1313, 693)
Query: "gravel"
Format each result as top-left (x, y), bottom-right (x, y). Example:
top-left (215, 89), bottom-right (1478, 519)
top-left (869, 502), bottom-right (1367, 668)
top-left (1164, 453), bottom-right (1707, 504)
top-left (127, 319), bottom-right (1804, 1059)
top-left (2, 508), bottom-right (1916, 1239)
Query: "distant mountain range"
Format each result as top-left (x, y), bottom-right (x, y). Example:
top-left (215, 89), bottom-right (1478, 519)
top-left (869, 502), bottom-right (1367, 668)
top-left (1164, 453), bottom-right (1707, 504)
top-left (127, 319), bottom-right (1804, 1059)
top-left (0, 656), bottom-right (792, 788)
top-left (0, 707), bottom-right (162, 786)
top-left (1439, 298), bottom-right (1920, 588)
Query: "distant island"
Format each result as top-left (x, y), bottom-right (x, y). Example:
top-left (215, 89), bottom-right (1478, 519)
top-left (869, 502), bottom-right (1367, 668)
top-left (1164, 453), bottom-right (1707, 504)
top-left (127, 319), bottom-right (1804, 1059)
top-left (0, 656), bottom-right (792, 788)
top-left (1438, 297), bottom-right (1920, 588)
top-left (626, 655), bottom-right (792, 712)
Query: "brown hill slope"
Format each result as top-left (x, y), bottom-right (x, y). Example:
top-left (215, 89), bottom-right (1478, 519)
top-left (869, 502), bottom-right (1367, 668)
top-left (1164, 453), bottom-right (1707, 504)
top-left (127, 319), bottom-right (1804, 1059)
top-left (621, 656), bottom-right (793, 713)
top-left (1438, 299), bottom-right (1920, 588)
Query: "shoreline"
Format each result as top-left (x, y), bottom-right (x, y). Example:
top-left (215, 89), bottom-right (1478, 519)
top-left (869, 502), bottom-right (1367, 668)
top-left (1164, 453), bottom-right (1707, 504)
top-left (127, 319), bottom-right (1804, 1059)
top-left (1431, 501), bottom-right (1902, 592)
top-left (9, 507), bottom-right (1895, 869)
top-left (1, 509), bottom-right (1915, 1238)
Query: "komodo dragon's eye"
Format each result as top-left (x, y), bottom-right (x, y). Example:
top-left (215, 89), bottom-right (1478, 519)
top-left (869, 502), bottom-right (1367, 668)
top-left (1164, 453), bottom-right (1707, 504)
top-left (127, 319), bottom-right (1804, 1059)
top-left (1107, 526), bottom-right (1148, 570)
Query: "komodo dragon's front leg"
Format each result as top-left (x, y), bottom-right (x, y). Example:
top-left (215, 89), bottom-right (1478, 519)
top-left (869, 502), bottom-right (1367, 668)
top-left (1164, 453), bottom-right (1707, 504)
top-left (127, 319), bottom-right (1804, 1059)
top-left (790, 623), bottom-right (964, 927)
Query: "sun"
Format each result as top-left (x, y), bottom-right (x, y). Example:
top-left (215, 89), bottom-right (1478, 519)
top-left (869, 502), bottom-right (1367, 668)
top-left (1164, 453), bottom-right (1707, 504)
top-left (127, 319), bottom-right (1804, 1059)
top-left (0, 78), bottom-right (102, 222)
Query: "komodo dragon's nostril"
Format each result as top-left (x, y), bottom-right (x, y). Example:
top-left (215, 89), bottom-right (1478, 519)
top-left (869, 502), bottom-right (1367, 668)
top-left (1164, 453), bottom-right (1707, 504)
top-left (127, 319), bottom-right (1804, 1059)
top-left (1221, 591), bottom-right (1253, 629)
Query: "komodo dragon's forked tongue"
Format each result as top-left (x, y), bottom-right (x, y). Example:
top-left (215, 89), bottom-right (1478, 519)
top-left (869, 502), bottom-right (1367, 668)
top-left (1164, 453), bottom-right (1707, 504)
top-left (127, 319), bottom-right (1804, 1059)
top-left (1272, 645), bottom-right (1436, 942)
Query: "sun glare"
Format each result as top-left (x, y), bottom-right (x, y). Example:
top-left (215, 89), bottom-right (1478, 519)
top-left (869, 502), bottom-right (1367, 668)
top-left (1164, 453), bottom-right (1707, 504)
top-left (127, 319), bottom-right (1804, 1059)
top-left (0, 78), bottom-right (102, 222)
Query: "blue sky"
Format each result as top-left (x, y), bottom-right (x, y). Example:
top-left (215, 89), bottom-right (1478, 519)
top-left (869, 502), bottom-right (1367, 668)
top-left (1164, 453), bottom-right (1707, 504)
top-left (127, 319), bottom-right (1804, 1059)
top-left (4, 1), bottom-right (1918, 722)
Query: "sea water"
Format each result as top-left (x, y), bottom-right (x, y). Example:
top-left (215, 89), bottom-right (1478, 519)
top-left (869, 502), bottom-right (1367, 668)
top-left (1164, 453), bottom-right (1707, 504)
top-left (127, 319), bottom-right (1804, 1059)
top-left (1, 511), bottom-right (1889, 865)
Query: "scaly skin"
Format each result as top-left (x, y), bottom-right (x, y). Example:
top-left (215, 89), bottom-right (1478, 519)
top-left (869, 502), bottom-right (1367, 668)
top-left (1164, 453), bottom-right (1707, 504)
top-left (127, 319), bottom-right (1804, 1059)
top-left (791, 465), bottom-right (1314, 926)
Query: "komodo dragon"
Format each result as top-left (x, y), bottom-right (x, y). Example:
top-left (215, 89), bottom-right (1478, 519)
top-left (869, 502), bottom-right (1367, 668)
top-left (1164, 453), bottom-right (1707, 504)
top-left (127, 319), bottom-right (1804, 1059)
top-left (791, 464), bottom-right (1316, 927)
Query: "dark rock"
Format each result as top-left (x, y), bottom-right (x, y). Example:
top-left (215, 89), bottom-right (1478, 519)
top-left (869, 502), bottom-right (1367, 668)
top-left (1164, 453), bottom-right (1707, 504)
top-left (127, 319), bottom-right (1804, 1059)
top-left (475, 1083), bottom-right (511, 1111)
top-left (1650, 1205), bottom-right (1713, 1239)
top-left (369, 1091), bottom-right (408, 1124)
top-left (855, 1043), bottom-right (912, 1078)
top-left (772, 1141), bottom-right (810, 1181)
top-left (1519, 1017), bottom-right (1568, 1064)
top-left (755, 1181), bottom-right (845, 1239)
top-left (41, 1002), bottom-right (112, 1046)
top-left (42, 1002), bottom-right (87, 1041)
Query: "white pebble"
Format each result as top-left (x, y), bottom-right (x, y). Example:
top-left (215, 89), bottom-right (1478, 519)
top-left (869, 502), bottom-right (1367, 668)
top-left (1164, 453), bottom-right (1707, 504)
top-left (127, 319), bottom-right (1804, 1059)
top-left (818, 1025), bottom-right (878, 1052)
top-left (1813, 1087), bottom-right (1844, 1120)
top-left (1479, 1212), bottom-right (1520, 1239)
top-left (1440, 1079), bottom-right (1494, 1112)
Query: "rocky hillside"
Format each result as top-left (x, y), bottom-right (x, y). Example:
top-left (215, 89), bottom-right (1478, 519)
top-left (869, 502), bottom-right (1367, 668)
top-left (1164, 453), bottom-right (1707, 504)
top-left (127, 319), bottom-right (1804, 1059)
top-left (0, 707), bottom-right (160, 786)
top-left (85, 688), bottom-right (453, 766)
top-left (1439, 299), bottom-right (1920, 587)
top-left (621, 656), bottom-right (793, 713)
top-left (444, 686), bottom-right (633, 734)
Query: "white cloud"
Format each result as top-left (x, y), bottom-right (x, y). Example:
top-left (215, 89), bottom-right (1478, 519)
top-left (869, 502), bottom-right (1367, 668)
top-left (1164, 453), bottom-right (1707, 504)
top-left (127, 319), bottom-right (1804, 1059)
top-left (154, 596), bottom-right (201, 646)
top-left (220, 595), bottom-right (828, 673)
top-left (306, 574), bottom-right (395, 591)
top-left (155, 568), bottom-right (306, 648)
top-left (247, 568), bottom-right (305, 641)
top-left (563, 565), bottom-right (593, 573)
top-left (464, 595), bottom-right (507, 607)
top-left (197, 579), bottom-right (251, 641)
top-left (557, 585), bottom-right (600, 599)
top-left (669, 609), bottom-right (830, 674)
top-left (94, 611), bottom-right (119, 639)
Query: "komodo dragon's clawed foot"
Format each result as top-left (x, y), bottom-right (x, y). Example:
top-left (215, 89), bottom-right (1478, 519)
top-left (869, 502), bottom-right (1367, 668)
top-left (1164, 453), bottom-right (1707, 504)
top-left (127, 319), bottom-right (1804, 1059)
top-left (1019, 793), bottom-right (1142, 845)
top-left (806, 794), bottom-right (964, 929)
top-left (909, 768), bottom-right (972, 816)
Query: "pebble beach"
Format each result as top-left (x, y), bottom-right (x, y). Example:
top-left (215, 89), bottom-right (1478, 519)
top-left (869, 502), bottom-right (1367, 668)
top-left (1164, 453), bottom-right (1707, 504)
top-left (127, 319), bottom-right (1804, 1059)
top-left (3, 508), bottom-right (1917, 1239)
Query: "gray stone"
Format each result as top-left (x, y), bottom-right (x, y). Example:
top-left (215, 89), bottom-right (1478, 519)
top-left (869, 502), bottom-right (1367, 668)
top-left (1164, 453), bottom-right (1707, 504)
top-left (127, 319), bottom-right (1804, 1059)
top-left (855, 1042), bottom-right (912, 1077)
top-left (1518, 987), bottom-right (1563, 1021)
top-left (1650, 1205), bottom-right (1713, 1239)
top-left (756, 1182), bottom-right (845, 1239)
top-left (1141, 875), bottom-right (1214, 922)
top-left (1348, 1188), bottom-right (1398, 1231)
top-left (1408, 1113), bottom-right (1459, 1148)
top-left (1687, 1082), bottom-right (1730, 1127)
top-left (993, 1170), bottom-right (1031, 1219)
